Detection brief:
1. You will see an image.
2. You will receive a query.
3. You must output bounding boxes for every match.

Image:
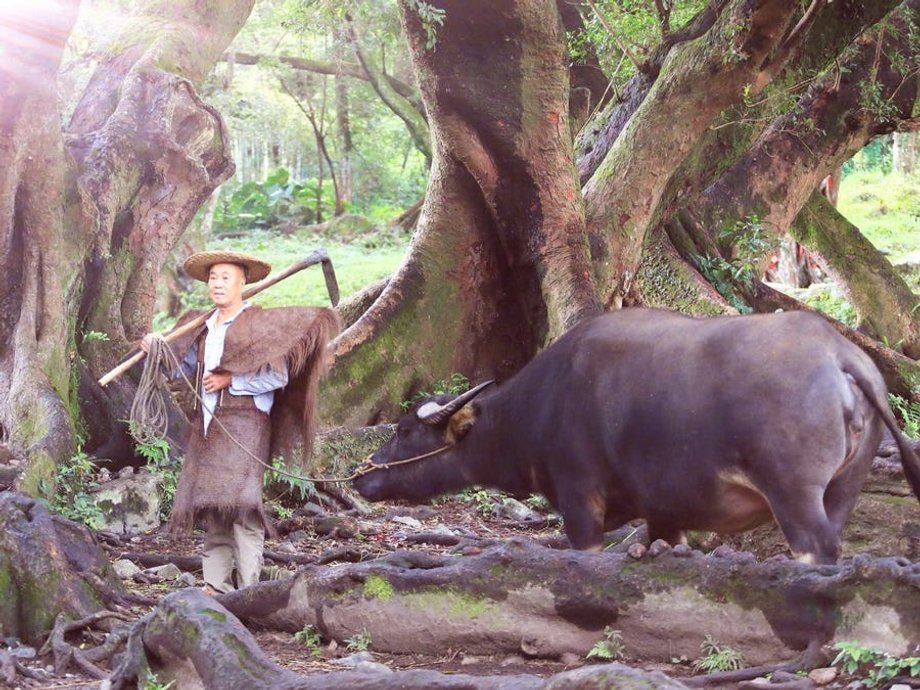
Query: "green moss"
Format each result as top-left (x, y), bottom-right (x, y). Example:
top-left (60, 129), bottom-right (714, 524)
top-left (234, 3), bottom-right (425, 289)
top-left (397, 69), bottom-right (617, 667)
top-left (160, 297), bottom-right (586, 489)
top-left (222, 633), bottom-right (270, 676)
top-left (363, 574), bottom-right (394, 601)
top-left (17, 450), bottom-right (57, 499)
top-left (404, 588), bottom-right (491, 620)
top-left (635, 237), bottom-right (730, 317)
top-left (202, 608), bottom-right (227, 622)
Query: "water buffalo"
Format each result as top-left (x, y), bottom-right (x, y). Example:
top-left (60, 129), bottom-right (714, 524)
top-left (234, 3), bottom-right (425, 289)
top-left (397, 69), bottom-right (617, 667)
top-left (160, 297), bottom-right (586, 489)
top-left (353, 308), bottom-right (920, 563)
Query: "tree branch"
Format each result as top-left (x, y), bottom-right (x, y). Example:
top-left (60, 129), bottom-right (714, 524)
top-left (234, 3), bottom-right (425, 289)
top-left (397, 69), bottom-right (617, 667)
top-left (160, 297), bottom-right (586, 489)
top-left (224, 51), bottom-right (419, 105)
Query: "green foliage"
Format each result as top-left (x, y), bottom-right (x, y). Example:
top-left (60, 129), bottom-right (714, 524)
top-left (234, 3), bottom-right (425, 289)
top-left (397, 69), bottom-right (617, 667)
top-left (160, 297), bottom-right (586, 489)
top-left (142, 674), bottom-right (175, 690)
top-left (345, 629), bottom-right (372, 653)
top-left (586, 626), bottom-right (626, 661)
top-left (264, 457), bottom-right (318, 504)
top-left (50, 451), bottom-right (106, 530)
top-left (889, 394), bottom-right (920, 438)
top-left (832, 641), bottom-right (920, 687)
top-left (799, 288), bottom-right (858, 328)
top-left (294, 623), bottom-right (324, 656)
top-left (404, 0), bottom-right (446, 49)
top-left (400, 373), bottom-right (471, 411)
top-left (214, 168), bottom-right (324, 234)
top-left (696, 215), bottom-right (777, 314)
top-left (523, 494), bottom-right (551, 511)
top-left (458, 488), bottom-right (496, 517)
top-left (80, 330), bottom-right (109, 343)
top-left (692, 636), bottom-right (746, 673)
top-left (135, 436), bottom-right (178, 522)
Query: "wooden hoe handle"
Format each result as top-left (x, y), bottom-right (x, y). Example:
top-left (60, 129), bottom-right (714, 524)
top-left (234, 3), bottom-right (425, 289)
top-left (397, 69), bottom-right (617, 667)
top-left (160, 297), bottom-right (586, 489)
top-left (97, 249), bottom-right (338, 387)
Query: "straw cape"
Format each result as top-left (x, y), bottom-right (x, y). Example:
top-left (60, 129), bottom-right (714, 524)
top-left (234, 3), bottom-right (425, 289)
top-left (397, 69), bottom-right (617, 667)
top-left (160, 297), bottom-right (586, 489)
top-left (167, 304), bottom-right (341, 534)
top-left (183, 250), bottom-right (272, 283)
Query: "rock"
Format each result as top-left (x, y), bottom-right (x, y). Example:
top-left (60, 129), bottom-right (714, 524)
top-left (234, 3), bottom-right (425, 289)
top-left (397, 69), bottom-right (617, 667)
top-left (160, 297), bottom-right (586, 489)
top-left (498, 497), bottom-right (542, 522)
top-left (711, 544), bottom-right (735, 558)
top-left (627, 542), bottom-right (647, 559)
top-left (117, 466), bottom-right (135, 479)
top-left (145, 563), bottom-right (181, 580)
top-left (112, 559), bottom-right (142, 579)
top-left (8, 645), bottom-right (36, 659)
top-left (354, 660), bottom-right (393, 674)
top-left (559, 652), bottom-right (583, 666)
top-left (390, 515), bottom-right (422, 529)
top-left (889, 685), bottom-right (912, 690)
top-left (648, 539), bottom-right (671, 557)
top-left (500, 655), bottom-right (526, 667)
top-left (460, 655), bottom-right (482, 666)
top-left (808, 667), bottom-right (837, 685)
top-left (90, 470), bottom-right (160, 534)
top-left (332, 652), bottom-right (375, 667)
top-left (672, 544), bottom-right (693, 558)
top-left (176, 573), bottom-right (198, 588)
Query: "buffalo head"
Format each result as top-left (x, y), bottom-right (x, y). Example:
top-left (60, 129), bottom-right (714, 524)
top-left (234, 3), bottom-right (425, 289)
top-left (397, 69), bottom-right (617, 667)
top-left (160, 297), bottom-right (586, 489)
top-left (352, 380), bottom-right (494, 502)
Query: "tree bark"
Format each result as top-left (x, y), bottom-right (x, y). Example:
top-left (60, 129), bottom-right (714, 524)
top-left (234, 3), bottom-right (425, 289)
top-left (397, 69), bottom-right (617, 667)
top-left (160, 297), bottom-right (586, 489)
top-left (322, 0), bottom-right (600, 425)
top-left (583, 0), bottom-right (810, 307)
top-left (685, 0), bottom-right (920, 354)
top-left (65, 0), bottom-right (256, 463)
top-left (111, 588), bottom-right (690, 690)
top-left (0, 493), bottom-right (122, 643)
top-left (0, 0), bottom-right (85, 493)
top-left (215, 539), bottom-right (920, 665)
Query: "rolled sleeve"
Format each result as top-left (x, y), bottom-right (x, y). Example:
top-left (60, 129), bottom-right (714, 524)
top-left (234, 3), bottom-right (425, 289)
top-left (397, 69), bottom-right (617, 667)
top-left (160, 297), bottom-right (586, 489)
top-left (229, 364), bottom-right (289, 396)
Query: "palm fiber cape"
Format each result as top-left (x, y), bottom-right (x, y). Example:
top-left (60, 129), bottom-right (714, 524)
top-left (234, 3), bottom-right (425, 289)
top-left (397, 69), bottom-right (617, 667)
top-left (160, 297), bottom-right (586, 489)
top-left (166, 305), bottom-right (340, 534)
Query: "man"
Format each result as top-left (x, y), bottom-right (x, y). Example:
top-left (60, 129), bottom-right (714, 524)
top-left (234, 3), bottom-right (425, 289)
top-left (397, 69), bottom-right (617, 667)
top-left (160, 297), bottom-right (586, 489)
top-left (142, 250), bottom-right (339, 593)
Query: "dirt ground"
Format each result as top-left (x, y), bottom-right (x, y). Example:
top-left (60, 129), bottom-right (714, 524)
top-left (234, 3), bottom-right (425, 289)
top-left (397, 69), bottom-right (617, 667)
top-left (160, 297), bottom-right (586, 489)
top-left (6, 461), bottom-right (920, 689)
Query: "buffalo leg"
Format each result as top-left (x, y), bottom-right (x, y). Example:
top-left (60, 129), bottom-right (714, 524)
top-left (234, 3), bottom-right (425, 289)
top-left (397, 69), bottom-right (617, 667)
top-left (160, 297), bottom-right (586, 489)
top-left (768, 489), bottom-right (840, 564)
top-left (557, 491), bottom-right (605, 551)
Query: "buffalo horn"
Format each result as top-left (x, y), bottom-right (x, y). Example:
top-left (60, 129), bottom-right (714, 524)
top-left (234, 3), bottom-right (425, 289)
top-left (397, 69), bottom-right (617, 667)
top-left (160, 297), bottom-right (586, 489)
top-left (416, 380), bottom-right (496, 425)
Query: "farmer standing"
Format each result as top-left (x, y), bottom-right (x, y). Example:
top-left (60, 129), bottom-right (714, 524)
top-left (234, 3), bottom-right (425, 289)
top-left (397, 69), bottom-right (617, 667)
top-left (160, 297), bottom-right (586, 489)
top-left (141, 250), bottom-right (339, 593)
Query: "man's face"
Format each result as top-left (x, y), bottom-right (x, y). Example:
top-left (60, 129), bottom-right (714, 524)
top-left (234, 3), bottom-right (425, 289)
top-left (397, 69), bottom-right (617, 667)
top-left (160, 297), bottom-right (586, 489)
top-left (207, 262), bottom-right (246, 308)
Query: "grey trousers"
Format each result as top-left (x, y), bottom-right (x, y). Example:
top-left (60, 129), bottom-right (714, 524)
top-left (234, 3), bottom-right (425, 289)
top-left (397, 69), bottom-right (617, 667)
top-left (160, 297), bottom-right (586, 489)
top-left (201, 512), bottom-right (265, 592)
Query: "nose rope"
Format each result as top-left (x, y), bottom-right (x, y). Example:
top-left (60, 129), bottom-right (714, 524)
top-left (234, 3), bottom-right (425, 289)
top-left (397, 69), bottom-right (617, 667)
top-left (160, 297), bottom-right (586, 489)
top-left (138, 335), bottom-right (453, 485)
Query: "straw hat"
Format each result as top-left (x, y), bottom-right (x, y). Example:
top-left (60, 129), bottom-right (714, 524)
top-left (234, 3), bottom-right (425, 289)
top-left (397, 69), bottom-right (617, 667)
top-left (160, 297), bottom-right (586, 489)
top-left (183, 250), bottom-right (272, 283)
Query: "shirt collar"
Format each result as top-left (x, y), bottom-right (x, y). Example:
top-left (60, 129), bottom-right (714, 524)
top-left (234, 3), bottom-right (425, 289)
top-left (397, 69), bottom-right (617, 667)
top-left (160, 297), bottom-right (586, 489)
top-left (205, 300), bottom-right (251, 329)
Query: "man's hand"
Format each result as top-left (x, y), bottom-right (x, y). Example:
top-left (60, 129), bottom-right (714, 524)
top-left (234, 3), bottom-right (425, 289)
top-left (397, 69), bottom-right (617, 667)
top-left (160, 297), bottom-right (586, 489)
top-left (140, 333), bottom-right (156, 354)
top-left (202, 371), bottom-right (232, 393)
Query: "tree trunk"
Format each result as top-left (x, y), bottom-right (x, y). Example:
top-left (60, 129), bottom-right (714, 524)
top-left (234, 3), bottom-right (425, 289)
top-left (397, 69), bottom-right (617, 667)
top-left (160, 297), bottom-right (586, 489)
top-left (322, 0), bottom-right (600, 425)
top-left (583, 0), bottom-right (806, 308)
top-left (0, 493), bottom-right (123, 643)
top-left (0, 0), bottom-right (85, 493)
top-left (893, 131), bottom-right (917, 175)
top-left (684, 0), bottom-right (920, 354)
top-left (217, 539), bottom-right (920, 664)
top-left (335, 71), bottom-right (354, 210)
top-left (111, 588), bottom-right (690, 690)
top-left (65, 0), bottom-right (255, 463)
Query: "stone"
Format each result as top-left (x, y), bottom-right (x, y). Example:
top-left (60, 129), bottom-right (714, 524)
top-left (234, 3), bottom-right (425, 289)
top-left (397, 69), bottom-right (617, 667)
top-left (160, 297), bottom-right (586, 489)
top-left (176, 573), bottom-right (198, 588)
top-left (808, 667), bottom-right (838, 685)
top-left (145, 563), bottom-right (181, 580)
top-left (627, 542), bottom-right (647, 559)
top-left (90, 470), bottom-right (160, 534)
top-left (390, 515), bottom-right (422, 529)
top-left (648, 539), bottom-right (671, 557)
top-left (117, 466), bottom-right (135, 479)
top-left (331, 652), bottom-right (374, 667)
top-left (354, 660), bottom-right (393, 674)
top-left (112, 559), bottom-right (142, 579)
top-left (672, 543), bottom-right (693, 558)
top-left (498, 497), bottom-right (542, 522)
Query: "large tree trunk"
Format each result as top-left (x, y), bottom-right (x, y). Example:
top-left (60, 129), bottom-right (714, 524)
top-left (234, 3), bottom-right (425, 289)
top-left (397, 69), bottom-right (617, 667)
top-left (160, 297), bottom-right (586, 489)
top-left (66, 0), bottom-right (255, 463)
top-left (686, 0), bottom-right (920, 355)
top-left (322, 0), bottom-right (600, 425)
top-left (0, 0), bottom-right (85, 494)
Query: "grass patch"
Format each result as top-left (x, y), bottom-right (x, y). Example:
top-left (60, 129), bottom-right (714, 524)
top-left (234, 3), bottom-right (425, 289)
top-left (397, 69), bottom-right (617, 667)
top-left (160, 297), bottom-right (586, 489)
top-left (838, 170), bottom-right (920, 263)
top-left (184, 231), bottom-right (408, 310)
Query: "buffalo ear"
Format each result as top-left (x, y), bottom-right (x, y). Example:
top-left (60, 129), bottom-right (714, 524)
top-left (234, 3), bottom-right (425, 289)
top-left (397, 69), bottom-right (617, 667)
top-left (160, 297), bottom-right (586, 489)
top-left (446, 404), bottom-right (477, 444)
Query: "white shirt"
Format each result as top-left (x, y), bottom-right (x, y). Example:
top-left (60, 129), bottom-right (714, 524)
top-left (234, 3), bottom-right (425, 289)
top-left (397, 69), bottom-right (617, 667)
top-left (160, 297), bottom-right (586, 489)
top-left (180, 302), bottom-right (289, 434)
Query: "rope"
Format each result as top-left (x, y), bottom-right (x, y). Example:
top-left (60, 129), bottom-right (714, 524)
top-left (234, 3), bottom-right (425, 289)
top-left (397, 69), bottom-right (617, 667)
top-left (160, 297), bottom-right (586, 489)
top-left (129, 336), bottom-right (452, 485)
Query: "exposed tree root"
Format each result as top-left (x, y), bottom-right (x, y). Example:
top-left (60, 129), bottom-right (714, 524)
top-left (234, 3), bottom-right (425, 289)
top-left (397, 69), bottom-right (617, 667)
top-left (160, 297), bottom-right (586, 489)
top-left (109, 588), bottom-right (691, 689)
